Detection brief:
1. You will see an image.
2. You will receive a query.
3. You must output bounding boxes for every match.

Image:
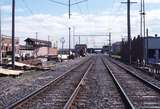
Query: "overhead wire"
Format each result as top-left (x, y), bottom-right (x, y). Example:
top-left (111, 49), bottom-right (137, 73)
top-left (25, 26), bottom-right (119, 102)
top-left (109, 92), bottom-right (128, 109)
top-left (45, 0), bottom-right (72, 28)
top-left (71, 0), bottom-right (88, 6)
top-left (74, 0), bottom-right (108, 47)
top-left (21, 0), bottom-right (71, 42)
top-left (21, 0), bottom-right (51, 33)
top-left (47, 0), bottom-right (68, 6)
top-left (109, 0), bottom-right (126, 36)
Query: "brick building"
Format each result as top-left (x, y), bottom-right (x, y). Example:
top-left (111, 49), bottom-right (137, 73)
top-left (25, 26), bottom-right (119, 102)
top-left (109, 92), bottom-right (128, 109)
top-left (1, 35), bottom-right (20, 57)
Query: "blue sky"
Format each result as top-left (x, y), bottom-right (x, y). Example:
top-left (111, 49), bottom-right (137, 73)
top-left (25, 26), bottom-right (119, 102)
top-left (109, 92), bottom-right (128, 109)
top-left (1, 0), bottom-right (114, 16)
top-left (1, 0), bottom-right (157, 15)
top-left (1, 0), bottom-right (160, 48)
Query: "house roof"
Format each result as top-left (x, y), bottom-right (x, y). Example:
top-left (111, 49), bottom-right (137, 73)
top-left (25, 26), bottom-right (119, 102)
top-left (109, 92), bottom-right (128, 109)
top-left (24, 38), bottom-right (51, 44)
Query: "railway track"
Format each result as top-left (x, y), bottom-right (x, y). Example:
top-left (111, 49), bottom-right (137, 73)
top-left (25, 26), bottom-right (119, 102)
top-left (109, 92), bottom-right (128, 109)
top-left (103, 57), bottom-right (160, 109)
top-left (67, 56), bottom-right (125, 108)
top-left (110, 58), bottom-right (160, 88)
top-left (5, 57), bottom-right (93, 109)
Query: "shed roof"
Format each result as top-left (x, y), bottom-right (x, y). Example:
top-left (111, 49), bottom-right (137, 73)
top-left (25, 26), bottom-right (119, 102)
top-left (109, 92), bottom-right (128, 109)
top-left (25, 38), bottom-right (51, 44)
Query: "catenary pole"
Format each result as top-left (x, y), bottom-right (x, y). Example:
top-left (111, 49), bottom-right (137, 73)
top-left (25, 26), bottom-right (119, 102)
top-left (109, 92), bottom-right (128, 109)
top-left (109, 32), bottom-right (111, 57)
top-left (121, 0), bottom-right (137, 64)
top-left (146, 28), bottom-right (148, 64)
top-left (127, 0), bottom-right (132, 64)
top-left (140, 0), bottom-right (143, 37)
top-left (12, 0), bottom-right (15, 69)
top-left (48, 0), bottom-right (88, 57)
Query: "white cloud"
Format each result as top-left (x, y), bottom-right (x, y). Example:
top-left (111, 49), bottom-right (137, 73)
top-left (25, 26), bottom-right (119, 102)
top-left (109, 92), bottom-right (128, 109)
top-left (134, 0), bottom-right (160, 4)
top-left (2, 9), bottom-right (160, 48)
top-left (145, 0), bottom-right (160, 4)
top-left (2, 5), bottom-right (11, 12)
top-left (1, 5), bottom-right (24, 13)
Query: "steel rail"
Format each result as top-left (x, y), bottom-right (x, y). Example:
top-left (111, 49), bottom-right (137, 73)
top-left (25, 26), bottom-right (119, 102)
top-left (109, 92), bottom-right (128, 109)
top-left (5, 57), bottom-right (92, 109)
top-left (101, 57), bottom-right (135, 109)
top-left (109, 58), bottom-right (160, 92)
top-left (63, 63), bottom-right (93, 109)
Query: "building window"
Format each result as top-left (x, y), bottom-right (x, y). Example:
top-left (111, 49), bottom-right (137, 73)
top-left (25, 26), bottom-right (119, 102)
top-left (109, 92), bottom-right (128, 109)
top-left (159, 49), bottom-right (160, 59)
top-left (148, 49), bottom-right (155, 58)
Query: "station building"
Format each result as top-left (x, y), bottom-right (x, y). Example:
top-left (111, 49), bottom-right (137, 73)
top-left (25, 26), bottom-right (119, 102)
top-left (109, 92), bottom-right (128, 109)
top-left (20, 38), bottom-right (58, 58)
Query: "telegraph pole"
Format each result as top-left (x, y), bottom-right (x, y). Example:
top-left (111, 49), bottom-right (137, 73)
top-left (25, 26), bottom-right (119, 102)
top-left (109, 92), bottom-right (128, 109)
top-left (140, 0), bottom-right (143, 37)
top-left (140, 0), bottom-right (146, 62)
top-left (127, 0), bottom-right (131, 64)
top-left (12, 0), bottom-right (15, 69)
top-left (121, 0), bottom-right (137, 64)
top-left (143, 0), bottom-right (146, 38)
top-left (140, 0), bottom-right (146, 37)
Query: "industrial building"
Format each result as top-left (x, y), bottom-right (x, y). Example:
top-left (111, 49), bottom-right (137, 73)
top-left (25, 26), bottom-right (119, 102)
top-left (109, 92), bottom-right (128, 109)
top-left (112, 42), bottom-right (121, 55)
top-left (144, 35), bottom-right (160, 64)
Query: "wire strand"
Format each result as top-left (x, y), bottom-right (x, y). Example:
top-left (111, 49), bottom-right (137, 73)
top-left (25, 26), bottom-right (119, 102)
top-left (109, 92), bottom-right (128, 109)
top-left (47, 0), bottom-right (68, 6)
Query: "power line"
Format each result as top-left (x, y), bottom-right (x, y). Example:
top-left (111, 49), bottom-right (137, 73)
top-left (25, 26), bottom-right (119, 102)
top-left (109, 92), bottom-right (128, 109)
top-left (22, 0), bottom-right (34, 14)
top-left (71, 0), bottom-right (88, 6)
top-left (76, 3), bottom-right (83, 15)
top-left (110, 0), bottom-right (123, 29)
top-left (47, 0), bottom-right (68, 6)
top-left (85, 0), bottom-right (90, 14)
top-left (48, 0), bottom-right (88, 57)
top-left (21, 0), bottom-right (51, 33)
